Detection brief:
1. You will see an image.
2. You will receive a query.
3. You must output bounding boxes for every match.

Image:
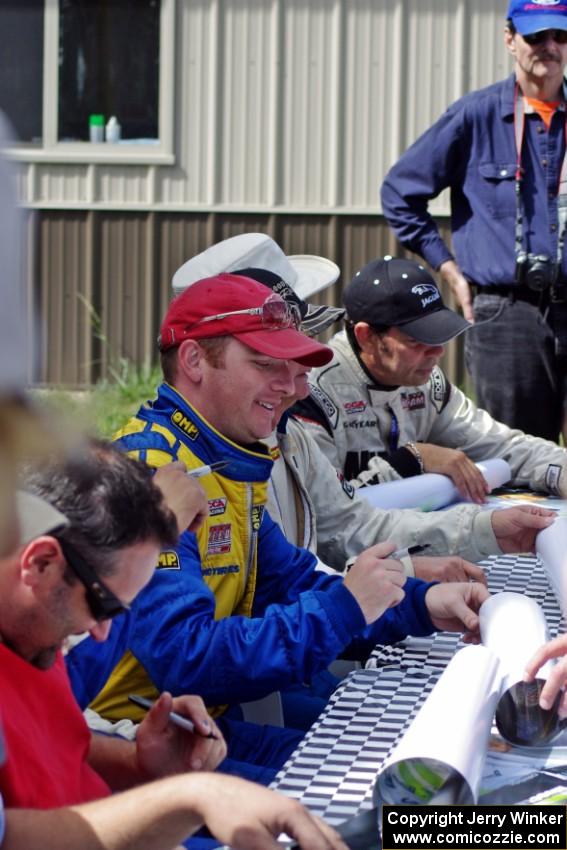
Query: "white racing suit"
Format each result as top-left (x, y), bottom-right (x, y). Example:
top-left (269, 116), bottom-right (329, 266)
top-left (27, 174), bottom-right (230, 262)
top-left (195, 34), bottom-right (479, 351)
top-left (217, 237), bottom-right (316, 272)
top-left (294, 330), bottom-right (567, 495)
top-left (267, 414), bottom-right (502, 568)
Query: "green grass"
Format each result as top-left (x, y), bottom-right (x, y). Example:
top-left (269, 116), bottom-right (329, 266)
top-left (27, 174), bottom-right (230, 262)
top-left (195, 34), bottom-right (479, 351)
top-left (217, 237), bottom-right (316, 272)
top-left (37, 365), bottom-right (162, 439)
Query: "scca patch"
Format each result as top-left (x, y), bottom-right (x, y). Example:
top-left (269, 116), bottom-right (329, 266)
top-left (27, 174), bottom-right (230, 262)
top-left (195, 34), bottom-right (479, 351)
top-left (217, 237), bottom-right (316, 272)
top-left (208, 497), bottom-right (227, 516)
top-left (170, 409), bottom-right (199, 440)
top-left (344, 400), bottom-right (367, 415)
top-left (401, 391), bottom-right (426, 411)
top-left (207, 524), bottom-right (232, 555)
top-left (157, 550), bottom-right (181, 570)
top-left (251, 504), bottom-right (265, 532)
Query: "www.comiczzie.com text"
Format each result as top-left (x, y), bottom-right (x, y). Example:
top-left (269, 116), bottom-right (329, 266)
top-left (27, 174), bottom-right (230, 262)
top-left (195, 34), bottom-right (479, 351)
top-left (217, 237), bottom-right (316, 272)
top-left (382, 805), bottom-right (567, 849)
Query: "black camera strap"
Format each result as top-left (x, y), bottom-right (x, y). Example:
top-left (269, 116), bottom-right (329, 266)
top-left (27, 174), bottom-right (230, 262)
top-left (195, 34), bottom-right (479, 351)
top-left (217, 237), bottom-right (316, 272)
top-left (513, 81), bottom-right (567, 274)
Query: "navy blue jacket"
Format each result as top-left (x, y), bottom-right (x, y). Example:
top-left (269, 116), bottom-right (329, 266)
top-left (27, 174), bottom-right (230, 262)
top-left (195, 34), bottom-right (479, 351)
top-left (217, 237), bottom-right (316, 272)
top-left (381, 74), bottom-right (567, 287)
top-left (67, 384), bottom-right (437, 713)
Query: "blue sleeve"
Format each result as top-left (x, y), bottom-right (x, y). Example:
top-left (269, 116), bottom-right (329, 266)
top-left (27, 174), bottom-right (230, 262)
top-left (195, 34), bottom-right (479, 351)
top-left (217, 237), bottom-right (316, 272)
top-left (127, 513), bottom-right (436, 706)
top-left (380, 101), bottom-right (468, 271)
top-left (349, 578), bottom-right (435, 658)
top-left (65, 612), bottom-right (134, 709)
top-left (127, 513), bottom-right (367, 705)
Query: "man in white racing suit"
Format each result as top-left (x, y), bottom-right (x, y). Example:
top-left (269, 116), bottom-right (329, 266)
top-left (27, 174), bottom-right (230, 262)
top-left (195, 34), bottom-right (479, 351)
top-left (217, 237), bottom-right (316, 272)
top-left (172, 238), bottom-right (555, 583)
top-left (295, 257), bottom-right (567, 507)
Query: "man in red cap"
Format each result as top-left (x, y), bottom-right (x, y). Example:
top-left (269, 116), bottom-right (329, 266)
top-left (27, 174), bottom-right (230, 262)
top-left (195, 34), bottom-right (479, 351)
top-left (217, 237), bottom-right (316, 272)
top-left (70, 272), bottom-right (490, 782)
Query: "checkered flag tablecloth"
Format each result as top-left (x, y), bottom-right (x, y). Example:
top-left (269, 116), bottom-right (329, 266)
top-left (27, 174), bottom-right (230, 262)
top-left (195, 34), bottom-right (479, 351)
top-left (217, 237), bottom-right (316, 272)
top-left (274, 665), bottom-right (442, 825)
top-left (368, 553), bottom-right (562, 671)
top-left (272, 553), bottom-right (563, 825)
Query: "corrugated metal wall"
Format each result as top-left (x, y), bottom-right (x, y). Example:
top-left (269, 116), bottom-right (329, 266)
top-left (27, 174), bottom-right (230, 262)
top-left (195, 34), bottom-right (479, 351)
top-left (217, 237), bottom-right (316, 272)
top-left (16, 0), bottom-right (512, 385)
top-left (31, 211), bottom-right (464, 387)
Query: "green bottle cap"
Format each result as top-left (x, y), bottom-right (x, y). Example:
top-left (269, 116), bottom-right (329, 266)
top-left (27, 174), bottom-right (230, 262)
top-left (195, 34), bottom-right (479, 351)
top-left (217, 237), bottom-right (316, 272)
top-left (89, 114), bottom-right (104, 126)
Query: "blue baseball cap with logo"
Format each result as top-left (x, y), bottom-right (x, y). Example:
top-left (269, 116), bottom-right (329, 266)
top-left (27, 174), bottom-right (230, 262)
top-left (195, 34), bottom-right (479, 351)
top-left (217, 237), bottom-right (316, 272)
top-left (507, 0), bottom-right (567, 35)
top-left (343, 257), bottom-right (471, 345)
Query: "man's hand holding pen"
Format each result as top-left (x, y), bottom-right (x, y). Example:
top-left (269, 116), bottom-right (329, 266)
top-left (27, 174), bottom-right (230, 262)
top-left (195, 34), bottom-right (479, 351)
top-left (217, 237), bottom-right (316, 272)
top-left (342, 539), bottom-right (490, 639)
top-left (136, 691), bottom-right (227, 776)
top-left (343, 541), bottom-right (407, 624)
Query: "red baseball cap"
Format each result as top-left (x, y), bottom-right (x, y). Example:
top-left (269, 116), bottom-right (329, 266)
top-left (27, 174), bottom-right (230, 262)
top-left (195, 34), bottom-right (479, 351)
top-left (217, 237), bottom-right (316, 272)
top-left (158, 273), bottom-right (333, 367)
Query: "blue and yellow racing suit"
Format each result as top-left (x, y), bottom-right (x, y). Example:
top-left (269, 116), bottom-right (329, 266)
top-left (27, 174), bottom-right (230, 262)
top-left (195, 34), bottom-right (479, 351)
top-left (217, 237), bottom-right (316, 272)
top-left (76, 382), bottom-right (435, 723)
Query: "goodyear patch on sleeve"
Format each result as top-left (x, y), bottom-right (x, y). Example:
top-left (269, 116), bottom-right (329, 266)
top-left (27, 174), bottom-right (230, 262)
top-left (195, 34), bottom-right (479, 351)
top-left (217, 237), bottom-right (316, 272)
top-left (157, 550), bottom-right (181, 570)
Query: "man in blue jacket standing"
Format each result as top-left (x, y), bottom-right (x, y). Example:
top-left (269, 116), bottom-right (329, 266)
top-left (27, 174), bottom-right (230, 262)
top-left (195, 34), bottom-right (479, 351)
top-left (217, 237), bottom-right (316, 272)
top-left (74, 272), bottom-right (489, 782)
top-left (381, 0), bottom-right (567, 442)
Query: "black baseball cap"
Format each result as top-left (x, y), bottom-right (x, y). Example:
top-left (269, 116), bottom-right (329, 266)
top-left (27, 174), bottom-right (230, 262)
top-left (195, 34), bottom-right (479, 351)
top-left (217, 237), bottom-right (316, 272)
top-left (235, 267), bottom-right (345, 338)
top-left (343, 257), bottom-right (471, 345)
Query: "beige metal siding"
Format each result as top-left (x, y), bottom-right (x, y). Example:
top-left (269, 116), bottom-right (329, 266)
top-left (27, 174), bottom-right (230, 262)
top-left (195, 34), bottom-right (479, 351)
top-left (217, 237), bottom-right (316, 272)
top-left (35, 212), bottom-right (93, 385)
top-left (16, 0), bottom-right (510, 212)
top-left (33, 210), bottom-right (467, 389)
top-left (17, 0), bottom-right (512, 385)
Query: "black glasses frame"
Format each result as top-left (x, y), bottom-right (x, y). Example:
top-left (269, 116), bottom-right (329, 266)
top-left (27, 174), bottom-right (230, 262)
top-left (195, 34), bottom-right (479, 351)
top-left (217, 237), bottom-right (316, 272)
top-left (523, 29), bottom-right (567, 46)
top-left (57, 537), bottom-right (129, 622)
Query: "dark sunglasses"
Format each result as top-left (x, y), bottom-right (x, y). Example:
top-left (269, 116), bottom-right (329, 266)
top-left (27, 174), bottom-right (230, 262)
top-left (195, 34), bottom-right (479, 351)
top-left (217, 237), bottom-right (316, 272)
top-left (57, 537), bottom-right (130, 622)
top-left (523, 29), bottom-right (567, 45)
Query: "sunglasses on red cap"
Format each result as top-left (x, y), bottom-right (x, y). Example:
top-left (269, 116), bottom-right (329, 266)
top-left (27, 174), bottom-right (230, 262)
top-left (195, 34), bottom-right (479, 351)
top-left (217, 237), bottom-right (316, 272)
top-left (160, 291), bottom-right (303, 350)
top-left (192, 292), bottom-right (301, 332)
top-left (522, 29), bottom-right (567, 45)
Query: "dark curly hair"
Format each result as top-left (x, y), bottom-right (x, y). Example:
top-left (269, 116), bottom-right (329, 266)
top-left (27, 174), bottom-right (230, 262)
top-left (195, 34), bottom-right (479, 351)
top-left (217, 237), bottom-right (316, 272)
top-left (23, 439), bottom-right (177, 578)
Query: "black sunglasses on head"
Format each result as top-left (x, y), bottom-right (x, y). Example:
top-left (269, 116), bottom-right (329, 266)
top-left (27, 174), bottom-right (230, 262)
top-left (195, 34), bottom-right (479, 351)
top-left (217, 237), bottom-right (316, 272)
top-left (523, 29), bottom-right (567, 45)
top-left (57, 537), bottom-right (129, 622)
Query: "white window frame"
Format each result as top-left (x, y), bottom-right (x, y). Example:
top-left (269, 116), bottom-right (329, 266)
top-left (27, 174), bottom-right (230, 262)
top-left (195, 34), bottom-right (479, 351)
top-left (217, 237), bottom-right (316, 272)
top-left (8, 0), bottom-right (175, 165)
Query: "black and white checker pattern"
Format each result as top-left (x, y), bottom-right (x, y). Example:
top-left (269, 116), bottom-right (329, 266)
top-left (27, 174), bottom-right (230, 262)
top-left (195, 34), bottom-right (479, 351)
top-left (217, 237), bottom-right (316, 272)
top-left (272, 553), bottom-right (563, 826)
top-left (368, 554), bottom-right (562, 671)
top-left (274, 666), bottom-right (443, 824)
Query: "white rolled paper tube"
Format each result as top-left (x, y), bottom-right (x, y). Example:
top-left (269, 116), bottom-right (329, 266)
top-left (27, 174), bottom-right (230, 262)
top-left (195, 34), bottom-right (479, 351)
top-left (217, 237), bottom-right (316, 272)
top-left (480, 592), bottom-right (553, 690)
top-left (375, 645), bottom-right (501, 806)
top-left (536, 516), bottom-right (567, 619)
top-left (357, 457), bottom-right (511, 512)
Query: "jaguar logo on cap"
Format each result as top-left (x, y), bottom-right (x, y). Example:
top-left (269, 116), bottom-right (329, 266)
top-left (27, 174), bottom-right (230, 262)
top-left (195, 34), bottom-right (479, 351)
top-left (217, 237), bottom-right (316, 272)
top-left (411, 283), bottom-right (438, 297)
top-left (411, 282), bottom-right (441, 308)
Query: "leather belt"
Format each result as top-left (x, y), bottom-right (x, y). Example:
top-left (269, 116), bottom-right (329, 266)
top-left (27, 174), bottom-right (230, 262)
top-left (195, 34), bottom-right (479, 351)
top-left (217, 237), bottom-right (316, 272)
top-left (471, 284), bottom-right (550, 308)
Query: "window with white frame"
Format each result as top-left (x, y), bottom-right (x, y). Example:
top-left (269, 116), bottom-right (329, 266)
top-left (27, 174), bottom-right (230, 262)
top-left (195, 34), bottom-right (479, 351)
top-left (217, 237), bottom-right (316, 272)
top-left (1, 0), bottom-right (175, 164)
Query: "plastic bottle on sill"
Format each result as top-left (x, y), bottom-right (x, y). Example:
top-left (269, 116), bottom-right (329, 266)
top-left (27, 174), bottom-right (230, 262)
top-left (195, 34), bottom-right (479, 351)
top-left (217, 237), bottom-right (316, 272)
top-left (89, 114), bottom-right (105, 143)
top-left (105, 116), bottom-right (121, 143)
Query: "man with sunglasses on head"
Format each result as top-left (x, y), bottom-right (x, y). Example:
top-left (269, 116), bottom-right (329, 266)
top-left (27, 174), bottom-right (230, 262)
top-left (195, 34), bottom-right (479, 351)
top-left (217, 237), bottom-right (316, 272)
top-left (381, 0), bottom-right (567, 443)
top-left (72, 272), bottom-right (491, 784)
top-left (1, 444), bottom-right (350, 850)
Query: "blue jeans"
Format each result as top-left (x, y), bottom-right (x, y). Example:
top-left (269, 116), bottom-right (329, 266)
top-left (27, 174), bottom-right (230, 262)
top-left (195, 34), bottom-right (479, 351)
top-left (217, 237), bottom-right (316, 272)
top-left (465, 292), bottom-right (567, 442)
